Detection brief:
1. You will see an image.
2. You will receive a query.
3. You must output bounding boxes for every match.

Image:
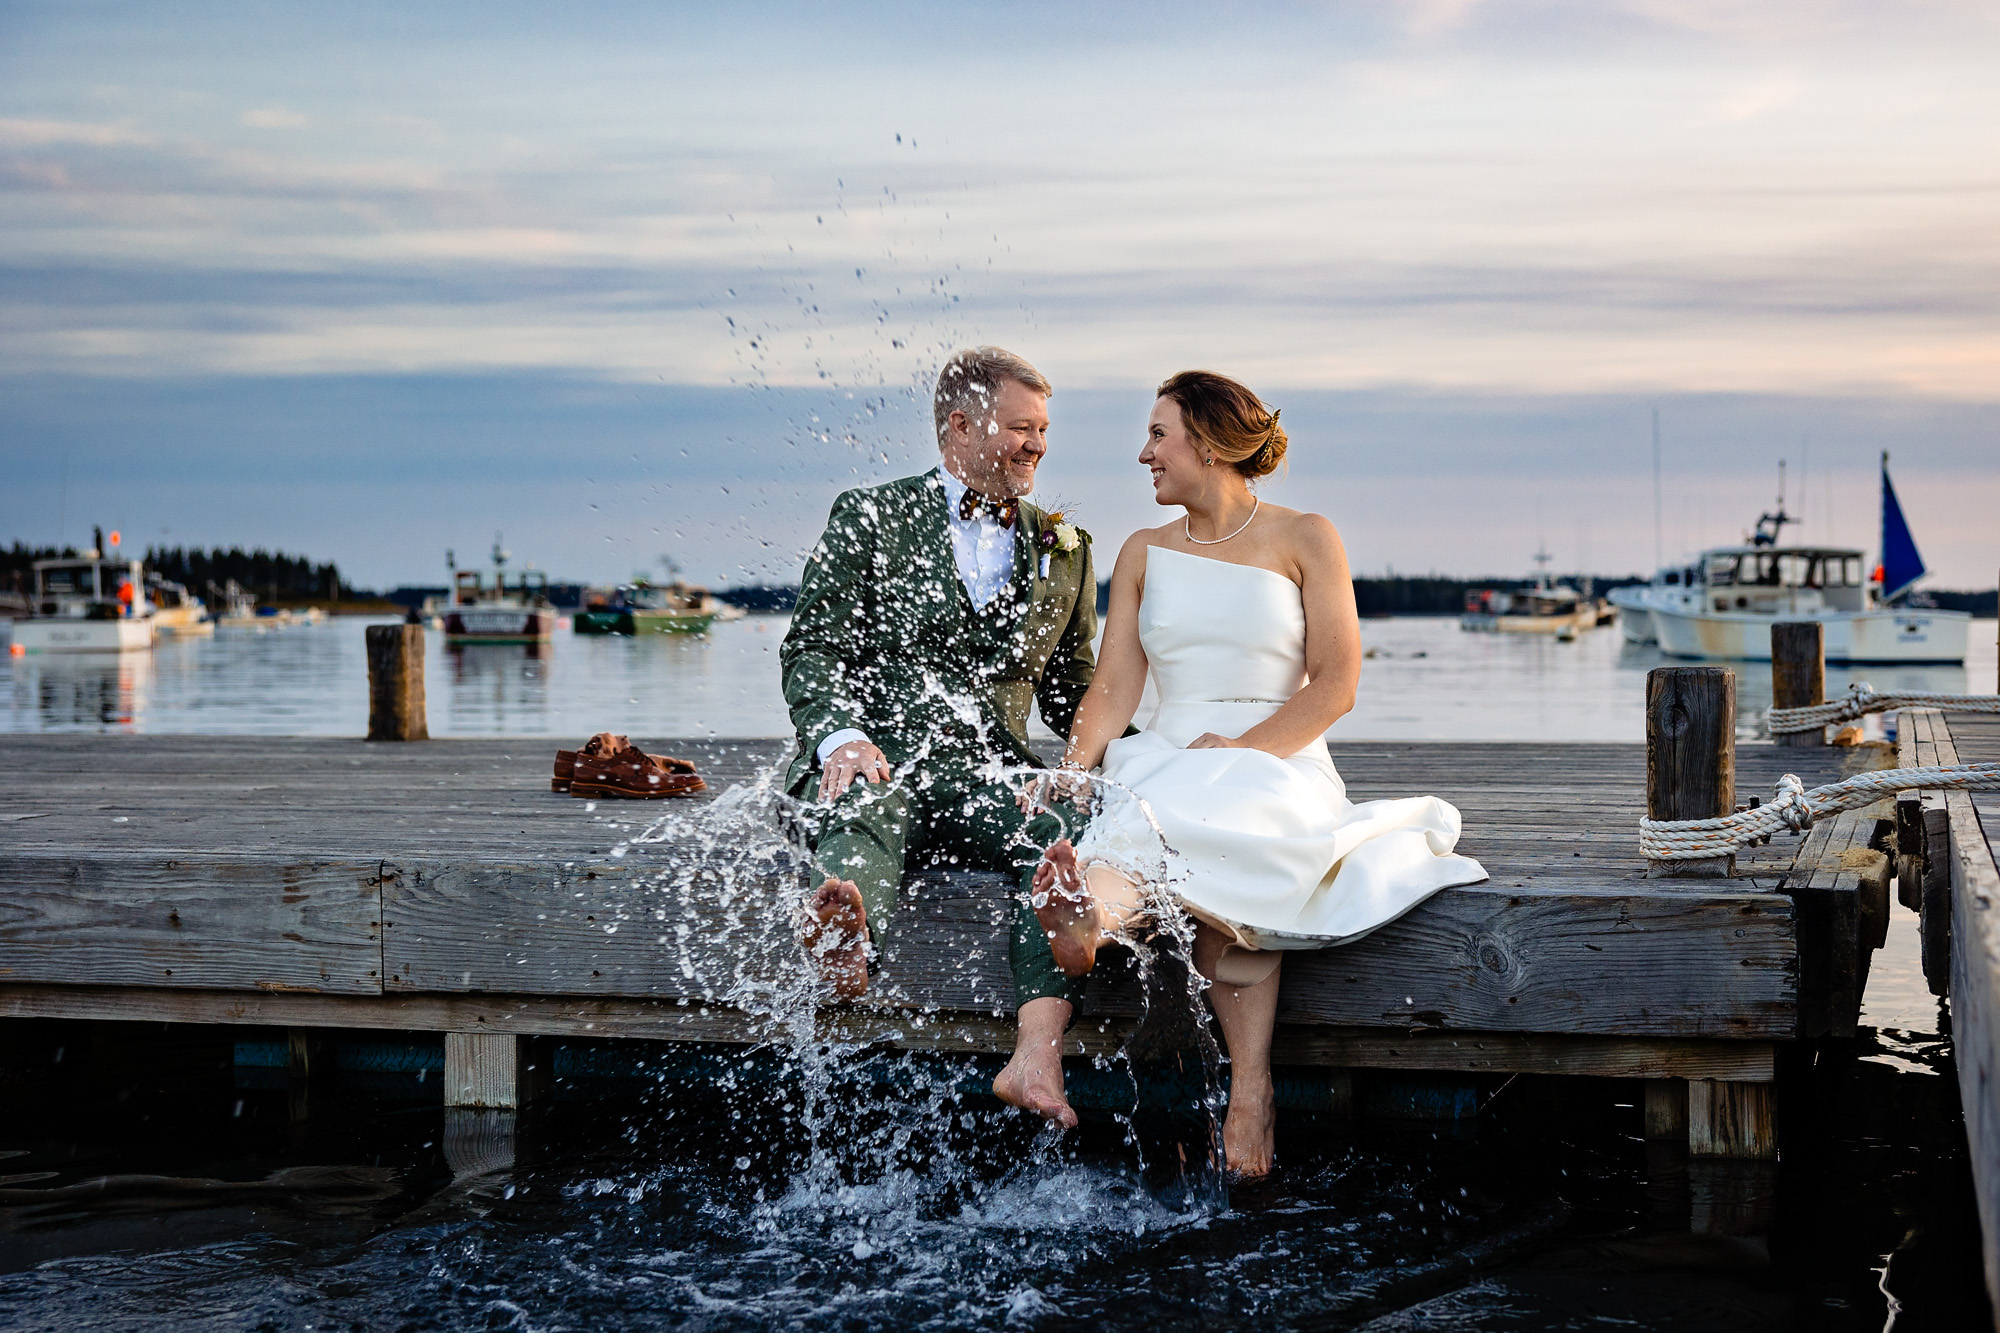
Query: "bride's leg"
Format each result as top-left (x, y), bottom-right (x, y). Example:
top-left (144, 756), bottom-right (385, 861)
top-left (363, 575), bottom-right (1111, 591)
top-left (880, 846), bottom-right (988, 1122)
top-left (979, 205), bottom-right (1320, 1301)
top-left (1032, 841), bottom-right (1149, 977)
top-left (1193, 922), bottom-right (1281, 1178)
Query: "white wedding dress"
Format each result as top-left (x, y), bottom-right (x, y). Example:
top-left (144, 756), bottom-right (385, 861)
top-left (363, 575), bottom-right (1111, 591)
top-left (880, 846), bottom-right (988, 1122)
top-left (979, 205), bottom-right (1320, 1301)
top-left (1074, 546), bottom-right (1487, 951)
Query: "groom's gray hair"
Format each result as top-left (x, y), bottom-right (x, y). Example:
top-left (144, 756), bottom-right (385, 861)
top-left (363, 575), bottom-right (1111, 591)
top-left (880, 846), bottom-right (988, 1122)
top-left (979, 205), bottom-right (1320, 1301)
top-left (932, 346), bottom-right (1052, 446)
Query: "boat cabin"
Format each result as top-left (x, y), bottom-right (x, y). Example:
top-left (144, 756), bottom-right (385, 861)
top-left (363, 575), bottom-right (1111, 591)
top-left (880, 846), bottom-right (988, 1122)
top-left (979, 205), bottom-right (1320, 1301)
top-left (453, 568), bottom-right (550, 606)
top-left (31, 558), bottom-right (149, 620)
top-left (1696, 546), bottom-right (1867, 616)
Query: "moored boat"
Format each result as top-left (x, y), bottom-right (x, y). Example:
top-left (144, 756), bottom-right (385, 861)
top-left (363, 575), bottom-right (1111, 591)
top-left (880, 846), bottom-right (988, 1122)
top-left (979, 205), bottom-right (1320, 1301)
top-left (13, 556), bottom-right (155, 654)
top-left (572, 579), bottom-right (719, 636)
top-left (147, 575), bottom-right (214, 637)
top-left (1616, 455), bottom-right (1969, 664)
top-left (1459, 550), bottom-right (1611, 639)
top-left (444, 539), bottom-right (556, 644)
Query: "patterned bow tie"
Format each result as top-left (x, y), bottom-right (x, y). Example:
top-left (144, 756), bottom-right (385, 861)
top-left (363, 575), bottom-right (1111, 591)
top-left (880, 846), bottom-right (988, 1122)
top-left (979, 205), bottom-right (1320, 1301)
top-left (956, 488), bottom-right (1018, 529)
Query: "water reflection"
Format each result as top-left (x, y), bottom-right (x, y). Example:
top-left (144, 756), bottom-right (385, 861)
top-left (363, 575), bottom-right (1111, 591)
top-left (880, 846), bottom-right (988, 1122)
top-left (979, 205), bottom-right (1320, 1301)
top-left (11, 654), bottom-right (154, 731)
top-left (442, 642), bottom-right (551, 733)
top-left (2, 615), bottom-right (1990, 740)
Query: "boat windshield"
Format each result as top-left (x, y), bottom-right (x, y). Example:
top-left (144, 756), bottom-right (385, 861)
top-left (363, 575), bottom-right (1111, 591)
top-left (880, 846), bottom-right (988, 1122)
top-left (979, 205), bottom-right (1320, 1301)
top-left (39, 565), bottom-right (100, 597)
top-left (1706, 550), bottom-right (1863, 589)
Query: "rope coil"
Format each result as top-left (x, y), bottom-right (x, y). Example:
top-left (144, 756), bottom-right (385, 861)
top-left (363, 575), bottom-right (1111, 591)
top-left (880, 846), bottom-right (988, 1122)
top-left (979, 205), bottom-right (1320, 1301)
top-left (1639, 763), bottom-right (2000, 861)
top-left (1768, 682), bottom-right (2000, 735)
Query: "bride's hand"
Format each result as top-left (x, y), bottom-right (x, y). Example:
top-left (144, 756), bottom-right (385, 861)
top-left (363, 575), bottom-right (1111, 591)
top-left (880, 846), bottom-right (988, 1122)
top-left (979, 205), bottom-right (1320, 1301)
top-left (1187, 733), bottom-right (1245, 750)
top-left (1017, 767), bottom-right (1094, 812)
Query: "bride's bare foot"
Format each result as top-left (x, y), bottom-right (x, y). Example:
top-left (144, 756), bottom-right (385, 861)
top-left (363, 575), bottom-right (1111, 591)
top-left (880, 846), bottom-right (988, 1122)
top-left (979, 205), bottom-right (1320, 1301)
top-left (993, 997), bottom-right (1078, 1127)
top-left (1221, 1073), bottom-right (1277, 1178)
top-left (1032, 840), bottom-right (1100, 978)
top-left (801, 877), bottom-right (869, 1000)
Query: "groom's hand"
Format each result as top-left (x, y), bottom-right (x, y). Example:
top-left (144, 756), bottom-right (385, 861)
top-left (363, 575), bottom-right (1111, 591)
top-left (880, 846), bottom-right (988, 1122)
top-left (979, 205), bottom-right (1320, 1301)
top-left (819, 740), bottom-right (892, 800)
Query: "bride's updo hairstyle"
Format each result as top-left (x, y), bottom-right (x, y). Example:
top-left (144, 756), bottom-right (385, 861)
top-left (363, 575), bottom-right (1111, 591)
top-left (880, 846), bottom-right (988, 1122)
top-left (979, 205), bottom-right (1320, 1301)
top-left (1155, 370), bottom-right (1287, 480)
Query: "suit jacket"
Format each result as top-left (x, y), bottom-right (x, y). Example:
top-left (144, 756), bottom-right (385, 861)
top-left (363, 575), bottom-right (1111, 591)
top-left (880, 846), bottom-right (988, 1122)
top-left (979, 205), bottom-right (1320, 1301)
top-left (780, 471), bottom-right (1099, 793)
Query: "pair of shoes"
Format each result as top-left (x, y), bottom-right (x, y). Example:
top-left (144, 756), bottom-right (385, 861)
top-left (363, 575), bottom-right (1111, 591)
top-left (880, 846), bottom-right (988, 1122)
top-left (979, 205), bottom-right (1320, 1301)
top-left (552, 733), bottom-right (706, 799)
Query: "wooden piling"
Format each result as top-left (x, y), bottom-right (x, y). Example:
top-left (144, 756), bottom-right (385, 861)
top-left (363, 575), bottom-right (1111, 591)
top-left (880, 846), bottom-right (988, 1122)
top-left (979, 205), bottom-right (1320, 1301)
top-left (1646, 667), bottom-right (1736, 878)
top-left (1770, 622), bottom-right (1825, 748)
top-left (1688, 1079), bottom-right (1775, 1159)
top-left (444, 1031), bottom-right (547, 1109)
top-left (365, 623), bottom-right (428, 742)
top-left (1642, 1078), bottom-right (1688, 1140)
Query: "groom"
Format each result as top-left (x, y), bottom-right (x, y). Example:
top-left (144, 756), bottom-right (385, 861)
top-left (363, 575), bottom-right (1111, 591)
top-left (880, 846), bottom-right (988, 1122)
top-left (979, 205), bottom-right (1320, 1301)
top-left (781, 346), bottom-right (1096, 1115)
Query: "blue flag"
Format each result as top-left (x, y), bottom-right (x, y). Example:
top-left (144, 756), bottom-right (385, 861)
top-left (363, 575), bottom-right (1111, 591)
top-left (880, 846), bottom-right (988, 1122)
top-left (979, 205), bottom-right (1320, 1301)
top-left (1879, 453), bottom-right (1926, 601)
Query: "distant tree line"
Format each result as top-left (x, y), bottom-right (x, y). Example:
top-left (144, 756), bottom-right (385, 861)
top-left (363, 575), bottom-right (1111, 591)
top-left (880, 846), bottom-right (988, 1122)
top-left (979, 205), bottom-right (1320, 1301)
top-left (146, 546), bottom-right (352, 601)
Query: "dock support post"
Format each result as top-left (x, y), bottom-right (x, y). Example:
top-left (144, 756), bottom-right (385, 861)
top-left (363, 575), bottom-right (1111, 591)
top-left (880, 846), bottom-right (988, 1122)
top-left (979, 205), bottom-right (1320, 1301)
top-left (1646, 666), bottom-right (1736, 878)
top-left (1642, 1078), bottom-right (1687, 1140)
top-left (365, 623), bottom-right (428, 742)
top-left (1688, 1079), bottom-right (1775, 1159)
top-left (286, 1027), bottom-right (320, 1126)
top-left (444, 1032), bottom-right (548, 1110)
top-left (1770, 622), bottom-right (1825, 748)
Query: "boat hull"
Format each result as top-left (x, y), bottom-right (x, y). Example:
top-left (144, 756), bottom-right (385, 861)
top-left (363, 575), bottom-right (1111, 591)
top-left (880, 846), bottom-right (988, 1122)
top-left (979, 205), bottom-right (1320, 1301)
top-left (444, 608), bottom-right (556, 643)
top-left (1606, 588), bottom-right (1657, 644)
top-left (573, 608), bottom-right (634, 635)
top-left (631, 609), bottom-right (715, 635)
top-left (1459, 610), bottom-right (1598, 635)
top-left (1651, 606), bottom-right (1970, 664)
top-left (13, 618), bottom-right (154, 653)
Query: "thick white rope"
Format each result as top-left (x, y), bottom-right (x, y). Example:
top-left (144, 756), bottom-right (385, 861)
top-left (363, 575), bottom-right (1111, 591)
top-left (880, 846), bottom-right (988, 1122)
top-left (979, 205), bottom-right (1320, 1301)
top-left (1768, 682), bottom-right (2000, 735)
top-left (1639, 763), bottom-right (2000, 861)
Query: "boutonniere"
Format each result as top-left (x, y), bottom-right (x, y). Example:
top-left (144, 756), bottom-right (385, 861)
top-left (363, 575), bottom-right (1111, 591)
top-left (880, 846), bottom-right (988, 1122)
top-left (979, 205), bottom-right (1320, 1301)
top-left (1036, 508), bottom-right (1083, 578)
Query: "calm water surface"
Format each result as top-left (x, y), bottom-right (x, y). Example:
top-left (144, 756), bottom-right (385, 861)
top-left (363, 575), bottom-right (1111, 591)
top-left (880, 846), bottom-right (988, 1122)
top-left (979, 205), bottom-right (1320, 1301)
top-left (2, 614), bottom-right (1994, 1330)
top-left (5, 614), bottom-right (1993, 741)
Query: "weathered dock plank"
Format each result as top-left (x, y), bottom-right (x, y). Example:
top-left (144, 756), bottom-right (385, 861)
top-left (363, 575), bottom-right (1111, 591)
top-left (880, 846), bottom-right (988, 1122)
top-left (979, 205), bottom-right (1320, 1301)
top-left (0, 852), bottom-right (384, 994)
top-left (0, 734), bottom-right (1846, 1059)
top-left (1924, 708), bottom-right (2000, 1324)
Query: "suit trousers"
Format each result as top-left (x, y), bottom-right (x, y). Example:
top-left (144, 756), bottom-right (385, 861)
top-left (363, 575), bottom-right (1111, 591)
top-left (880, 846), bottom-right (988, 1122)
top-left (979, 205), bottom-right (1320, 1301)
top-left (797, 764), bottom-right (1089, 1010)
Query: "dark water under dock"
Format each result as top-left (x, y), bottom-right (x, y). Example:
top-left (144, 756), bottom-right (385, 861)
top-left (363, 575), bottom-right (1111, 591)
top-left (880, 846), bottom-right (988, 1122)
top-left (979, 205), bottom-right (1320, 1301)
top-left (0, 1012), bottom-right (1986, 1330)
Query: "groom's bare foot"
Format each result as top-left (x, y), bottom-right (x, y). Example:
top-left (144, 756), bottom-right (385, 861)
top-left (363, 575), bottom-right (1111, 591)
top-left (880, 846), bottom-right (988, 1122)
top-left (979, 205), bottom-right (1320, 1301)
top-left (994, 998), bottom-right (1078, 1128)
top-left (802, 877), bottom-right (869, 1000)
top-left (1221, 1074), bottom-right (1277, 1178)
top-left (1032, 840), bottom-right (1100, 978)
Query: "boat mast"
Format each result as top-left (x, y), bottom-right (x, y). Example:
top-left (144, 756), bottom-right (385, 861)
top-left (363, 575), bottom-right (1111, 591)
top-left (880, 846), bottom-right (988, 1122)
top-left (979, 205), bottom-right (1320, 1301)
top-left (1651, 407), bottom-right (1662, 571)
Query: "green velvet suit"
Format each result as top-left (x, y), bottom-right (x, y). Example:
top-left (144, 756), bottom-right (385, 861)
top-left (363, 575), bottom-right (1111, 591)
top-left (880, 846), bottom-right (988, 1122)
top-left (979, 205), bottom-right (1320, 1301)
top-left (779, 470), bottom-right (1097, 1008)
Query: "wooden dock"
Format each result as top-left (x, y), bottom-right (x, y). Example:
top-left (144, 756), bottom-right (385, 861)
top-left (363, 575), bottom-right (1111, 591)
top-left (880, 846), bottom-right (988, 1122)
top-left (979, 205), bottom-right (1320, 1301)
top-left (1898, 706), bottom-right (2000, 1317)
top-left (0, 726), bottom-right (1888, 1161)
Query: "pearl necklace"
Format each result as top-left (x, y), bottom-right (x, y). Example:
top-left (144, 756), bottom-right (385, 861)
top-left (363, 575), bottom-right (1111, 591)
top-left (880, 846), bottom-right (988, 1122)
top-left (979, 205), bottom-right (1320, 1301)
top-left (1185, 498), bottom-right (1260, 545)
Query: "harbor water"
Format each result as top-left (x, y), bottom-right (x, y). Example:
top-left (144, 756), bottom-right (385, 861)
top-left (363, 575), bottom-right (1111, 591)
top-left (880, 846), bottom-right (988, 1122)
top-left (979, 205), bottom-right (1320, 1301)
top-left (4, 613), bottom-right (1994, 744)
top-left (1, 614), bottom-right (1995, 1329)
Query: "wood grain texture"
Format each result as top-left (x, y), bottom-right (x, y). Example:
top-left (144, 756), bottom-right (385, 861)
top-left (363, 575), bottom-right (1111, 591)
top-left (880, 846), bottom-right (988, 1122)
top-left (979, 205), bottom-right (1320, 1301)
top-left (1647, 667), bottom-right (1736, 877)
top-left (1903, 710), bottom-right (1959, 996)
top-left (1688, 1078), bottom-right (1776, 1159)
top-left (1644, 1079), bottom-right (1689, 1140)
top-left (365, 623), bottom-right (429, 742)
top-left (1936, 710), bottom-right (2000, 1323)
top-left (0, 983), bottom-right (1775, 1079)
top-left (0, 853), bottom-right (384, 994)
top-left (0, 734), bottom-right (1854, 1046)
top-left (444, 1031), bottom-right (521, 1108)
top-left (1770, 622), bottom-right (1826, 748)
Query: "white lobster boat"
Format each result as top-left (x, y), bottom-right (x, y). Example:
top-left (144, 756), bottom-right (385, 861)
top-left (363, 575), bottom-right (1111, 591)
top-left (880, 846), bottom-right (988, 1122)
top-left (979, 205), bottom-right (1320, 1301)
top-left (441, 538), bottom-right (556, 645)
top-left (12, 557), bottom-right (155, 654)
top-left (1611, 457), bottom-right (1969, 665)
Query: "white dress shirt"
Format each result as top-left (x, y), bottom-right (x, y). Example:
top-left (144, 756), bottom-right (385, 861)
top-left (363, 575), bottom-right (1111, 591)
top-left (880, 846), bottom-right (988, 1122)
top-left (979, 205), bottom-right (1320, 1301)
top-left (816, 465), bottom-right (1023, 765)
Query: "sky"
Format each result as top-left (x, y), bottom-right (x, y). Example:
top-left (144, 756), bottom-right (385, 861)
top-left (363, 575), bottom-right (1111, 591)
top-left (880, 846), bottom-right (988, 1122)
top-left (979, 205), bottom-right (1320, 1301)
top-left (1, 0), bottom-right (1996, 589)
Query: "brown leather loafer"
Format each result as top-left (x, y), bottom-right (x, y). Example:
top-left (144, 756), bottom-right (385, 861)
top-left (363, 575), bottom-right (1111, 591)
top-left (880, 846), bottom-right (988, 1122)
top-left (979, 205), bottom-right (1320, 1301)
top-left (554, 734), bottom-right (701, 792)
top-left (569, 749), bottom-right (707, 799)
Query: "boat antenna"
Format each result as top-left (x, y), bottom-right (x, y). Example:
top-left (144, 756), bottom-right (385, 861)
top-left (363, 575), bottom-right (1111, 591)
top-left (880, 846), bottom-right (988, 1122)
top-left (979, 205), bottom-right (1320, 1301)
top-left (56, 448), bottom-right (68, 551)
top-left (1750, 459), bottom-right (1796, 548)
top-left (492, 533), bottom-right (508, 571)
top-left (1651, 408), bottom-right (1662, 570)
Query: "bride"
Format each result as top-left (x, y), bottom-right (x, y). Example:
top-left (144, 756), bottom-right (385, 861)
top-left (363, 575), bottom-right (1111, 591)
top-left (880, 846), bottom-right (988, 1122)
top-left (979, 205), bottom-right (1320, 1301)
top-left (992, 370), bottom-right (1487, 1176)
